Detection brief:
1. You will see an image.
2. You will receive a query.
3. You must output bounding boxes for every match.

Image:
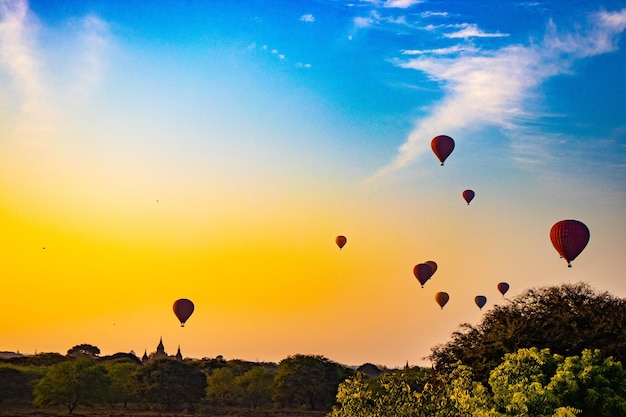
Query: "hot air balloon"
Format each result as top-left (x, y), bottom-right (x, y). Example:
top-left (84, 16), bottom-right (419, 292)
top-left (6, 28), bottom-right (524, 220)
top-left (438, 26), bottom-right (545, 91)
top-left (497, 282), bottom-right (509, 296)
top-left (550, 220), bottom-right (590, 267)
top-left (173, 298), bottom-right (194, 327)
top-left (462, 189), bottom-right (475, 205)
top-left (335, 235), bottom-right (347, 250)
top-left (425, 260), bottom-right (438, 275)
top-left (414, 263), bottom-right (434, 288)
top-left (435, 292), bottom-right (449, 309)
top-left (475, 295), bottom-right (487, 310)
top-left (431, 135), bottom-right (455, 166)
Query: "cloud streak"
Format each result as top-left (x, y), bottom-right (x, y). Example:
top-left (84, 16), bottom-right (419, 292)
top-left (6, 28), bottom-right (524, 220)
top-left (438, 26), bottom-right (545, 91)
top-left (369, 8), bottom-right (626, 180)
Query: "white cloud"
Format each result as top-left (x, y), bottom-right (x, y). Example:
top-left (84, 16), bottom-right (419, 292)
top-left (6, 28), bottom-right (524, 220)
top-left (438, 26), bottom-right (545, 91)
top-left (383, 0), bottom-right (422, 8)
top-left (401, 45), bottom-right (476, 55)
top-left (300, 14), bottom-right (315, 23)
top-left (370, 8), bottom-right (626, 179)
top-left (421, 11), bottom-right (448, 18)
top-left (354, 16), bottom-right (375, 28)
top-left (72, 14), bottom-right (111, 94)
top-left (444, 23), bottom-right (509, 39)
top-left (0, 0), bottom-right (40, 112)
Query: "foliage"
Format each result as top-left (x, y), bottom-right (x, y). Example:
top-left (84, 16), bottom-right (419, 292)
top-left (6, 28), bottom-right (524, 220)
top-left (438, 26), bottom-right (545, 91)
top-left (274, 354), bottom-right (353, 410)
top-left (33, 356), bottom-right (111, 413)
top-left (67, 344), bottom-right (101, 357)
top-left (135, 359), bottom-right (207, 411)
top-left (0, 366), bottom-right (32, 403)
top-left (236, 366), bottom-right (275, 410)
top-left (104, 361), bottom-right (141, 408)
top-left (430, 282), bottom-right (626, 383)
top-left (206, 366), bottom-right (238, 405)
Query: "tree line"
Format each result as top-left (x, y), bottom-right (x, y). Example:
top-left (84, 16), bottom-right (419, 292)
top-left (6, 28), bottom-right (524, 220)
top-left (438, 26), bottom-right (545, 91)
top-left (1, 282), bottom-right (626, 416)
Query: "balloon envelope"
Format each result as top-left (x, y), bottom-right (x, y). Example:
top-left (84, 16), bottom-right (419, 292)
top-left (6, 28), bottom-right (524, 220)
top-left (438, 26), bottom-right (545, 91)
top-left (550, 220), bottom-right (590, 267)
top-left (414, 263), bottom-right (434, 288)
top-left (173, 298), bottom-right (194, 327)
top-left (431, 135), bottom-right (455, 166)
top-left (497, 282), bottom-right (510, 296)
top-left (425, 260), bottom-right (438, 275)
top-left (335, 235), bottom-right (347, 250)
top-left (435, 292), bottom-right (450, 309)
top-left (475, 295), bottom-right (487, 310)
top-left (462, 189), bottom-right (475, 205)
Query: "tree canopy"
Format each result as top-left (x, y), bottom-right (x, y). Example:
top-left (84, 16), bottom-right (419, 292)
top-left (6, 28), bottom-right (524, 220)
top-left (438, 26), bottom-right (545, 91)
top-left (429, 282), bottom-right (626, 383)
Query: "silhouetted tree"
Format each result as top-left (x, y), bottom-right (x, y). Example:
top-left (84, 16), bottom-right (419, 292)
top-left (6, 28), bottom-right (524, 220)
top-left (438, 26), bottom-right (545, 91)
top-left (429, 282), bottom-right (626, 383)
top-left (0, 367), bottom-right (32, 403)
top-left (104, 361), bottom-right (141, 408)
top-left (67, 344), bottom-right (100, 357)
top-left (274, 354), bottom-right (353, 410)
top-left (237, 366), bottom-right (275, 410)
top-left (135, 359), bottom-right (207, 411)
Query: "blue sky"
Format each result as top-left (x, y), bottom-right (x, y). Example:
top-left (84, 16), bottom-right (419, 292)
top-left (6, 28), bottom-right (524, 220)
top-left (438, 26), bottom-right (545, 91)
top-left (1, 0), bottom-right (625, 366)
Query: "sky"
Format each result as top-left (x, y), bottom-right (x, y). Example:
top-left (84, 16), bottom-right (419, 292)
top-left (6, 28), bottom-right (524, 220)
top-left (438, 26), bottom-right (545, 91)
top-left (1, 0), bottom-right (625, 369)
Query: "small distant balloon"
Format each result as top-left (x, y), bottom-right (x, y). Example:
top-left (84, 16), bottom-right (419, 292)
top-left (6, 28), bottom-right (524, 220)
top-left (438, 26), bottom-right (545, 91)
top-left (431, 135), bottom-right (455, 166)
top-left (435, 292), bottom-right (450, 309)
top-left (173, 298), bottom-right (194, 327)
top-left (462, 189), bottom-right (475, 205)
top-left (335, 235), bottom-right (347, 250)
top-left (550, 220), bottom-right (590, 267)
top-left (497, 282), bottom-right (509, 296)
top-left (425, 260), bottom-right (438, 275)
top-left (414, 263), bottom-right (434, 288)
top-left (475, 295), bottom-right (487, 310)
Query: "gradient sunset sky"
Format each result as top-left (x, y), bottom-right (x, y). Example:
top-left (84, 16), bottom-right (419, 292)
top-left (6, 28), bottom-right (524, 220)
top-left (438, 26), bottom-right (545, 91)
top-left (1, 0), bottom-right (625, 368)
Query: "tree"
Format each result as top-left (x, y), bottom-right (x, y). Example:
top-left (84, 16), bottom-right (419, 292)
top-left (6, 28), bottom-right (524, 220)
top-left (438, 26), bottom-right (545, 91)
top-left (237, 366), bottom-right (275, 410)
top-left (135, 359), bottom-right (207, 411)
top-left (206, 366), bottom-right (237, 406)
top-left (0, 366), bottom-right (32, 403)
top-left (104, 361), bottom-right (141, 408)
top-left (430, 282), bottom-right (626, 383)
top-left (274, 354), bottom-right (353, 410)
top-left (67, 344), bottom-right (100, 357)
top-left (33, 356), bottom-right (111, 413)
top-left (548, 349), bottom-right (626, 417)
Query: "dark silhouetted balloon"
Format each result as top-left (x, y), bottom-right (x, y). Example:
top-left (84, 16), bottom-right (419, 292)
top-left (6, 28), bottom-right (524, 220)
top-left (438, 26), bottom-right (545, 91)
top-left (173, 298), bottom-right (194, 327)
top-left (335, 235), bottom-right (347, 250)
top-left (497, 282), bottom-right (509, 296)
top-left (414, 263), bottom-right (434, 288)
top-left (550, 220), bottom-right (590, 267)
top-left (475, 295), bottom-right (487, 310)
top-left (425, 260), bottom-right (438, 275)
top-left (435, 292), bottom-right (449, 309)
top-left (462, 189), bottom-right (475, 205)
top-left (431, 135), bottom-right (455, 166)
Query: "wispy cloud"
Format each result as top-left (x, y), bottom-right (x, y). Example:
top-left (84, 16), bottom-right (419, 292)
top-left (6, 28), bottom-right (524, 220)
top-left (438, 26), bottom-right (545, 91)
top-left (369, 8), bottom-right (626, 180)
top-left (71, 14), bottom-right (111, 94)
top-left (443, 23), bottom-right (509, 39)
top-left (0, 0), bottom-right (40, 112)
top-left (300, 14), bottom-right (315, 23)
top-left (383, 0), bottom-right (423, 8)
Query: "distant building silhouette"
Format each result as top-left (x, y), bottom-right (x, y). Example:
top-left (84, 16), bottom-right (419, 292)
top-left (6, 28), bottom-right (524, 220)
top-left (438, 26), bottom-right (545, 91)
top-left (141, 337), bottom-right (183, 364)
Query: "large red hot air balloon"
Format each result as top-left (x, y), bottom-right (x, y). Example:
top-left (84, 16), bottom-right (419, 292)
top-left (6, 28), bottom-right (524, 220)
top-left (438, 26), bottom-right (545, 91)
top-left (497, 282), bottom-right (509, 296)
top-left (335, 235), bottom-right (347, 250)
top-left (550, 220), bottom-right (590, 267)
top-left (173, 298), bottom-right (194, 327)
top-left (414, 263), bottom-right (434, 288)
top-left (435, 292), bottom-right (449, 309)
top-left (475, 295), bottom-right (487, 310)
top-left (462, 189), bottom-right (475, 205)
top-left (431, 135), bottom-right (455, 166)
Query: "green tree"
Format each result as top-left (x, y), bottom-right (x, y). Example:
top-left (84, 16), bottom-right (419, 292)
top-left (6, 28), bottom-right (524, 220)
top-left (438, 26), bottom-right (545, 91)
top-left (274, 354), bottom-right (353, 410)
top-left (104, 361), bottom-right (141, 408)
top-left (33, 356), bottom-right (111, 413)
top-left (135, 359), bottom-right (207, 411)
top-left (237, 366), bottom-right (275, 410)
top-left (67, 344), bottom-right (100, 357)
top-left (548, 349), bottom-right (626, 417)
top-left (206, 366), bottom-right (237, 405)
top-left (430, 283), bottom-right (626, 383)
top-left (0, 366), bottom-right (32, 403)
